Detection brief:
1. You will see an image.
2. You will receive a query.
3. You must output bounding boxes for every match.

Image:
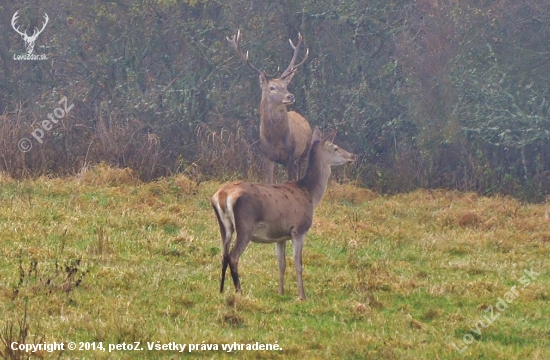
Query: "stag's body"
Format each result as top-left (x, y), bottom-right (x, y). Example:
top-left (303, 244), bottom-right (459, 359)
top-left (212, 128), bottom-right (356, 299)
top-left (227, 30), bottom-right (312, 183)
top-left (259, 78), bottom-right (312, 183)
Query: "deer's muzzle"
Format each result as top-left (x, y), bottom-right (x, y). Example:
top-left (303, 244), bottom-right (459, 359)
top-left (283, 94), bottom-right (295, 104)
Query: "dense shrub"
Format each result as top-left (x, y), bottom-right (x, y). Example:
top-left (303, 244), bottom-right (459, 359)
top-left (1, 0), bottom-right (548, 200)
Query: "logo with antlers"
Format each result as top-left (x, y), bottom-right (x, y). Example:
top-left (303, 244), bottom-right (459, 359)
top-left (11, 11), bottom-right (49, 55)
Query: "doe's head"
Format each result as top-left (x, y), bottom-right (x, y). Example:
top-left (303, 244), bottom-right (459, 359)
top-left (311, 127), bottom-right (357, 166)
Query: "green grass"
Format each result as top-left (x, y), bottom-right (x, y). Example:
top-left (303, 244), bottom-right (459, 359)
top-left (0, 167), bottom-right (548, 359)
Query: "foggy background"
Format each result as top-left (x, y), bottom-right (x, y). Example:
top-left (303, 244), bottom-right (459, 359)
top-left (1, 0), bottom-right (549, 200)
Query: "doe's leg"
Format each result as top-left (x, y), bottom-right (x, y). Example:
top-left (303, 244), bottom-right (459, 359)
top-left (276, 241), bottom-right (287, 295)
top-left (213, 205), bottom-right (232, 293)
top-left (228, 221), bottom-right (255, 294)
top-left (291, 232), bottom-right (306, 300)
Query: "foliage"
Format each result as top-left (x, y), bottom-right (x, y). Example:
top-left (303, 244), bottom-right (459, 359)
top-left (0, 0), bottom-right (549, 199)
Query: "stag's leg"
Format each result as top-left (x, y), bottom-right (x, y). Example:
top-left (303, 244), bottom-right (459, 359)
top-left (291, 232), bottom-right (306, 300)
top-left (296, 157), bottom-right (304, 179)
top-left (276, 241), bottom-right (287, 295)
top-left (266, 159), bottom-right (275, 184)
top-left (285, 156), bottom-right (297, 181)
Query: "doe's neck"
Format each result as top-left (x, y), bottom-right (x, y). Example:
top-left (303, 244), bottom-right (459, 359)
top-left (297, 142), bottom-right (331, 207)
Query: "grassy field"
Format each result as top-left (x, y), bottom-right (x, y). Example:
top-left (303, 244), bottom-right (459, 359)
top-left (0, 165), bottom-right (548, 359)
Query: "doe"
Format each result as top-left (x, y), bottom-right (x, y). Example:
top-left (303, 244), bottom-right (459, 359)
top-left (211, 127), bottom-right (356, 299)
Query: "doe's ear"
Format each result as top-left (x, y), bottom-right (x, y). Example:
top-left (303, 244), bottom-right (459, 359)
top-left (311, 126), bottom-right (322, 144)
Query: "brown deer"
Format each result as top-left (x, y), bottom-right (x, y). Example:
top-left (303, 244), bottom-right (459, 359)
top-left (227, 30), bottom-right (312, 183)
top-left (211, 127), bottom-right (356, 299)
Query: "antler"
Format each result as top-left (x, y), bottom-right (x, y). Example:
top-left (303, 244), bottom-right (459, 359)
top-left (11, 11), bottom-right (27, 37)
top-left (226, 30), bottom-right (264, 75)
top-left (280, 33), bottom-right (309, 80)
top-left (11, 12), bottom-right (48, 40)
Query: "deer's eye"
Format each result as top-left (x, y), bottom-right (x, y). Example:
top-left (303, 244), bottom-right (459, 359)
top-left (269, 85), bottom-right (276, 91)
top-left (334, 146), bottom-right (339, 152)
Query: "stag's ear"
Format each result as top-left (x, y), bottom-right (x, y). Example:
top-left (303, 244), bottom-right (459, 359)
top-left (259, 72), bottom-right (268, 87)
top-left (281, 71), bottom-right (296, 86)
top-left (311, 127), bottom-right (322, 144)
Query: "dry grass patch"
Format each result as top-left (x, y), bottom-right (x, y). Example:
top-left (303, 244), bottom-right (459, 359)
top-left (77, 163), bottom-right (139, 186)
top-left (0, 171), bottom-right (548, 359)
top-left (325, 181), bottom-right (377, 204)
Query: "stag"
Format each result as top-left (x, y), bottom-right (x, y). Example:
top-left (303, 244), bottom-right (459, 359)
top-left (227, 30), bottom-right (312, 183)
top-left (11, 11), bottom-right (49, 55)
top-left (212, 127), bottom-right (356, 299)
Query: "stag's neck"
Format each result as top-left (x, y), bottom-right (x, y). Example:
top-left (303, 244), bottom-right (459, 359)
top-left (260, 99), bottom-right (290, 141)
top-left (297, 142), bottom-right (331, 207)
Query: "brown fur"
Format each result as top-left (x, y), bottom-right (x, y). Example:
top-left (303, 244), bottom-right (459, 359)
top-left (227, 31), bottom-right (312, 183)
top-left (211, 127), bottom-right (356, 299)
top-left (259, 76), bottom-right (312, 183)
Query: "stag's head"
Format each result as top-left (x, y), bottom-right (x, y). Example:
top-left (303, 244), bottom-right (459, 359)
top-left (259, 76), bottom-right (296, 110)
top-left (11, 11), bottom-right (49, 54)
top-left (227, 30), bottom-right (309, 108)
